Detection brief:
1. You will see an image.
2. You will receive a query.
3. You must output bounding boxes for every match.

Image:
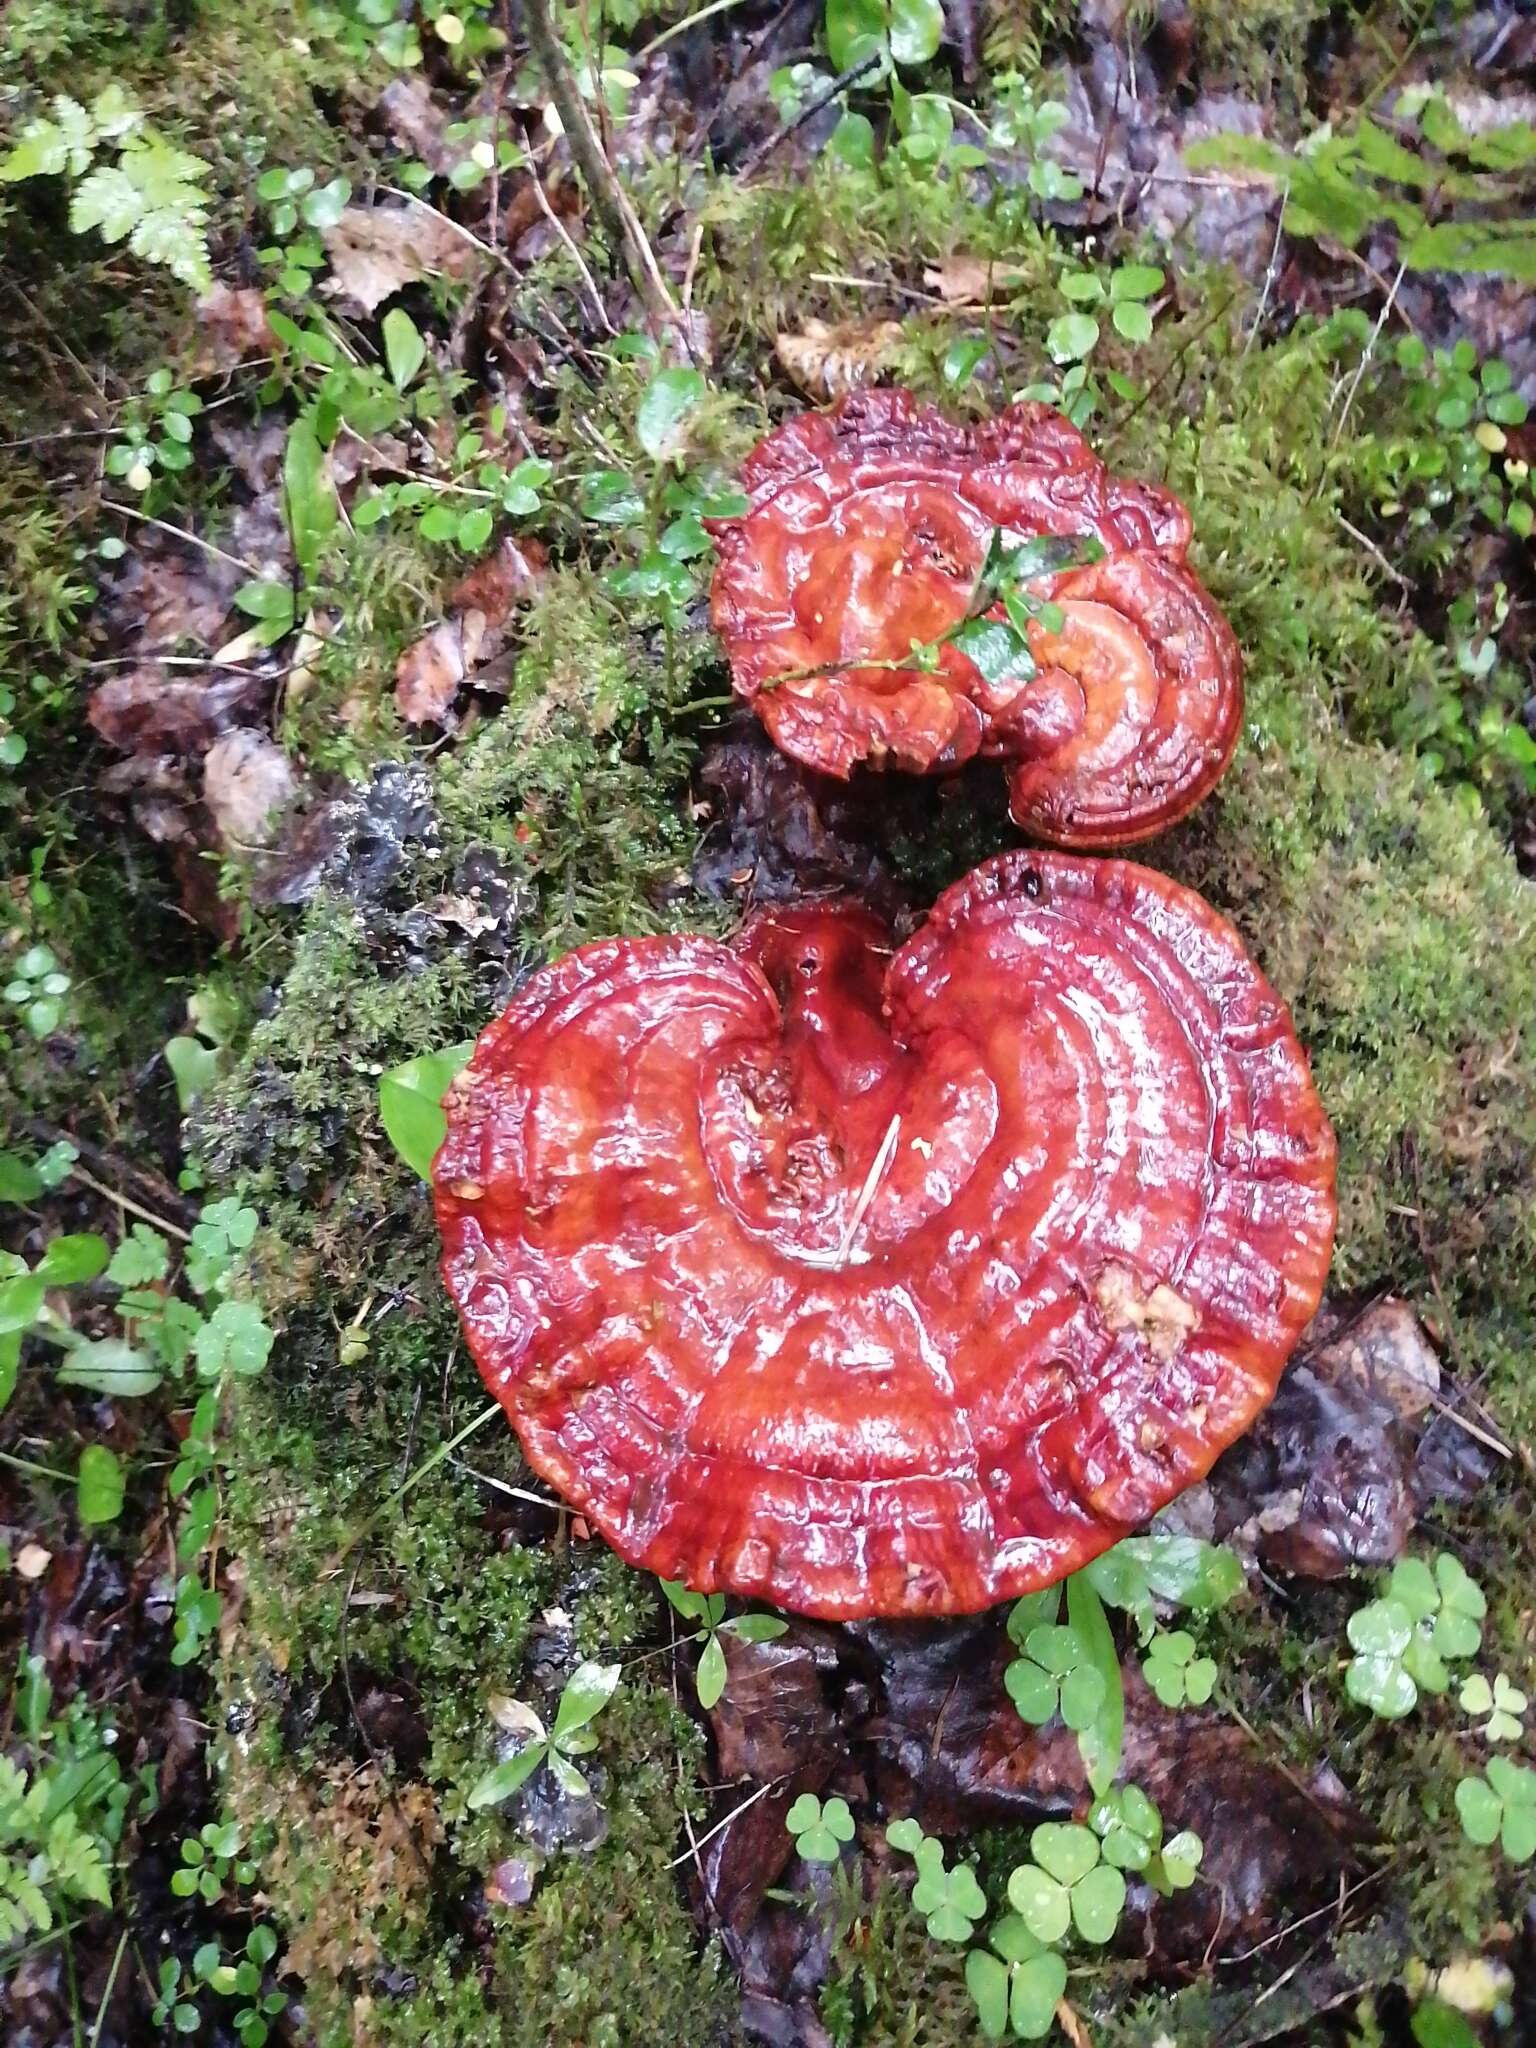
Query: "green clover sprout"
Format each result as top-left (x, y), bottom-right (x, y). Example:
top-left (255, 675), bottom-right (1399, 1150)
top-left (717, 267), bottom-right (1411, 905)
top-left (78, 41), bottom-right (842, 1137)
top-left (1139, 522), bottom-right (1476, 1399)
top-left (1458, 1672), bottom-right (1527, 1744)
top-left (886, 1818), bottom-right (987, 1942)
top-left (1141, 1629), bottom-right (1217, 1709)
top-left (1345, 1553), bottom-right (1486, 1719)
top-left (1006, 1821), bottom-right (1126, 1946)
top-left (965, 1914), bottom-right (1068, 2042)
top-left (1455, 1757), bottom-right (1536, 1862)
top-left (1006, 1623), bottom-right (1105, 1732)
top-left (786, 1793), bottom-right (855, 1863)
top-left (1089, 1784), bottom-right (1203, 1895)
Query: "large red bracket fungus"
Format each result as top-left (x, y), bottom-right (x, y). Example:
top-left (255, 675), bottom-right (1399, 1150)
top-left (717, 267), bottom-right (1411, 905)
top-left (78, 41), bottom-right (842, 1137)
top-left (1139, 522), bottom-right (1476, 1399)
top-left (435, 853), bottom-right (1336, 1620)
top-left (708, 390), bottom-right (1243, 847)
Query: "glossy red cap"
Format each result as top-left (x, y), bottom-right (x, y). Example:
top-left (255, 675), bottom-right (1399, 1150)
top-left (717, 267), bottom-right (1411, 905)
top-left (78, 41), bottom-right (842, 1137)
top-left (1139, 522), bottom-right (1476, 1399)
top-left (434, 853), bottom-right (1334, 1619)
top-left (709, 390), bottom-right (1242, 846)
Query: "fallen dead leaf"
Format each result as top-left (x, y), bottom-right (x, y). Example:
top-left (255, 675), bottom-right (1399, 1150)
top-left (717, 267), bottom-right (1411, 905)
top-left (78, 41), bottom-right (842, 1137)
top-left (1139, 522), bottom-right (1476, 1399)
top-left (203, 729), bottom-right (300, 849)
top-left (15, 1543), bottom-right (52, 1580)
top-left (192, 283), bottom-right (278, 372)
top-left (322, 202), bottom-right (481, 314)
top-left (449, 534), bottom-right (549, 616)
top-left (89, 668), bottom-right (269, 756)
top-left (775, 318), bottom-right (905, 401)
top-left (923, 255), bottom-right (1031, 306)
top-left (394, 611), bottom-right (488, 727)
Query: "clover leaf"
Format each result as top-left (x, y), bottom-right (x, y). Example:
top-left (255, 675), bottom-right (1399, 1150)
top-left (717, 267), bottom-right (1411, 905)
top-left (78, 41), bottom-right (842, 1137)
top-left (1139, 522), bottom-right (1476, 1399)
top-left (1455, 1757), bottom-right (1536, 1862)
top-left (1085, 1535), bottom-right (1243, 1641)
top-left (1141, 1629), bottom-right (1217, 1709)
top-left (787, 1793), bottom-right (855, 1863)
top-left (1345, 1554), bottom-right (1486, 1720)
top-left (966, 1913), bottom-right (1068, 2042)
top-left (1089, 1784), bottom-right (1161, 1871)
top-left (907, 1836), bottom-right (987, 1943)
top-left (1007, 1821), bottom-right (1126, 1945)
top-left (1459, 1672), bottom-right (1527, 1744)
top-left (1006, 1623), bottom-right (1105, 1732)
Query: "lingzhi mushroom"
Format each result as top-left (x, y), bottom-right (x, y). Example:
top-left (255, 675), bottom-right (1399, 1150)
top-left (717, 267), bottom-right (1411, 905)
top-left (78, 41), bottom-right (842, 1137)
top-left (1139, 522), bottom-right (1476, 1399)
top-left (434, 852), bottom-right (1336, 1620)
top-left (708, 390), bottom-right (1243, 847)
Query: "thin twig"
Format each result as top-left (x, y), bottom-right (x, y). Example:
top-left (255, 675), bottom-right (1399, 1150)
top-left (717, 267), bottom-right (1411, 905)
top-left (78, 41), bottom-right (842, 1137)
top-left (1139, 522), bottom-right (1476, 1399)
top-left (666, 1773), bottom-right (791, 1867)
top-left (1244, 188), bottom-right (1289, 357)
top-left (1330, 259), bottom-right (1405, 450)
top-left (529, 176), bottom-right (615, 333)
top-left (63, 1162), bottom-right (193, 1244)
top-left (740, 53), bottom-right (883, 177)
top-left (832, 1113), bottom-right (902, 1271)
top-left (100, 502), bottom-right (254, 575)
top-left (1337, 515), bottom-right (1413, 593)
top-left (87, 1925), bottom-right (130, 2048)
top-left (635, 0), bottom-right (751, 60)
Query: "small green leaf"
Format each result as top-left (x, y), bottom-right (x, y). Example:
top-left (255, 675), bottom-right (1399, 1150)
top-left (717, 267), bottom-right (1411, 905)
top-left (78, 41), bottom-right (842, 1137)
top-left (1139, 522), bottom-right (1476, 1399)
top-left (1031, 1822), bottom-right (1099, 1887)
top-left (77, 1443), bottom-right (125, 1525)
top-left (283, 418), bottom-right (337, 589)
top-left (1006, 1864), bottom-right (1070, 1945)
top-left (1347, 1597), bottom-right (1413, 1656)
top-left (467, 1743), bottom-right (545, 1810)
top-left (1109, 264), bottom-right (1164, 301)
top-left (636, 368), bottom-right (707, 463)
top-left (696, 1631), bottom-right (728, 1709)
top-left (1010, 1950), bottom-right (1068, 2039)
top-left (0, 1153), bottom-right (44, 1204)
top-left (730, 1613), bottom-right (788, 1643)
top-left (378, 1041), bottom-right (475, 1179)
top-left (457, 506), bottom-right (494, 552)
top-left (1046, 313), bottom-right (1099, 364)
top-left (965, 1948), bottom-right (1009, 2039)
top-left (1455, 1773), bottom-right (1502, 1845)
top-left (1111, 301), bottom-right (1154, 343)
top-left (56, 1338), bottom-right (162, 1397)
top-left (35, 1233), bottom-right (110, 1286)
top-left (382, 307), bottom-right (427, 390)
top-left (888, 0), bottom-right (942, 65)
top-left (551, 1659), bottom-right (621, 1739)
top-left (1070, 1862), bottom-right (1126, 1942)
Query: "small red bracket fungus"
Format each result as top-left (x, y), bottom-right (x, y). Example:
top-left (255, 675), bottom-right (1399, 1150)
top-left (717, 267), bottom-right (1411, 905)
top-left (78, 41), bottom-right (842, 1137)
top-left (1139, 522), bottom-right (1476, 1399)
top-left (435, 853), bottom-right (1335, 1619)
top-left (709, 390), bottom-right (1242, 847)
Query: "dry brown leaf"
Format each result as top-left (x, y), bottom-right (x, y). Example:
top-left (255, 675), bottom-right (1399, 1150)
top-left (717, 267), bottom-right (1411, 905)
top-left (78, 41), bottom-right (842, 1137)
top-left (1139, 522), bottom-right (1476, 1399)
top-left (922, 255), bottom-right (1031, 306)
top-left (449, 534), bottom-right (549, 617)
top-left (775, 318), bottom-right (904, 402)
top-left (203, 729), bottom-right (300, 849)
top-left (88, 668), bottom-right (268, 756)
top-left (394, 610), bottom-right (488, 727)
top-left (322, 202), bottom-right (480, 314)
top-left (192, 284), bottom-right (278, 371)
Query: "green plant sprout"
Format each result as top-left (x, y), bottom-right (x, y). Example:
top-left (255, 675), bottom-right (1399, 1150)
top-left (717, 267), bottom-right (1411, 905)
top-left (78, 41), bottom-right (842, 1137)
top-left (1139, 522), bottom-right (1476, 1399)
top-left (1006, 1820), bottom-right (1126, 1946)
top-left (1005, 1620), bottom-right (1106, 1732)
top-left (1089, 1785), bottom-right (1203, 1894)
top-left (1084, 1535), bottom-right (1245, 1643)
top-left (1141, 1629), bottom-right (1217, 1709)
top-left (1458, 1673), bottom-right (1528, 1744)
top-left (787, 1793), bottom-right (856, 1863)
top-left (4, 942), bottom-right (71, 1037)
top-left (885, 1818), bottom-right (987, 1941)
top-left (657, 1581), bottom-right (787, 1709)
top-left (172, 1819), bottom-right (258, 1902)
top-left (151, 1925), bottom-right (285, 2047)
top-left (1454, 1757), bottom-right (1536, 1862)
top-left (1345, 1553), bottom-right (1486, 1719)
top-left (965, 1912), bottom-right (1068, 2042)
top-left (467, 1661), bottom-right (621, 1808)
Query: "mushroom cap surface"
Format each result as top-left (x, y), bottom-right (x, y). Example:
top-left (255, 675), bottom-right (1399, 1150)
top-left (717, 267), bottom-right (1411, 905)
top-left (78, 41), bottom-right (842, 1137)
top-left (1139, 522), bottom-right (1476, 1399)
top-left (435, 853), bottom-right (1336, 1619)
top-left (708, 390), bottom-right (1242, 847)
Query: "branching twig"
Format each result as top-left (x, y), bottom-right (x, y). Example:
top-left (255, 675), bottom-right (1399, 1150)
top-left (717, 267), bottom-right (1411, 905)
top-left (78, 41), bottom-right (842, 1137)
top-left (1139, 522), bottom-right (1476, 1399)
top-left (518, 0), bottom-right (685, 346)
top-left (740, 54), bottom-right (883, 177)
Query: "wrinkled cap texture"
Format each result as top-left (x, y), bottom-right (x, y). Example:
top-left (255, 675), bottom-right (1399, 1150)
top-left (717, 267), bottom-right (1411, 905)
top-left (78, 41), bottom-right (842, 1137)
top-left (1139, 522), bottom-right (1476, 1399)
top-left (435, 852), bottom-right (1336, 1620)
top-left (708, 390), bottom-right (1243, 847)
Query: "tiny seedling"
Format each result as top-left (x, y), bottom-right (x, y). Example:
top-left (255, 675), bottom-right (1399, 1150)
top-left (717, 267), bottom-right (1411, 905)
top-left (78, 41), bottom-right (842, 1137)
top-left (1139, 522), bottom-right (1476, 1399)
top-left (1089, 1784), bottom-right (1203, 1894)
top-left (1455, 1757), bottom-right (1536, 1862)
top-left (1141, 1629), bottom-right (1217, 1709)
top-left (1458, 1672), bottom-right (1527, 1743)
top-left (1006, 1821), bottom-right (1126, 1946)
top-left (786, 1793), bottom-right (856, 1863)
top-left (658, 1580), bottom-right (787, 1709)
top-left (1345, 1553), bottom-right (1486, 1719)
top-left (886, 1817), bottom-right (987, 1941)
top-left (4, 942), bottom-right (71, 1038)
top-left (468, 1661), bottom-right (620, 1808)
top-left (1005, 1621), bottom-right (1105, 1732)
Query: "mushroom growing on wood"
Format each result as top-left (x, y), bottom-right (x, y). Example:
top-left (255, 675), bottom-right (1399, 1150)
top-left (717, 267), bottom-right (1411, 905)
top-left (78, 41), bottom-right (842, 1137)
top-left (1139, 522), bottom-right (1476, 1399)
top-left (434, 852), bottom-right (1336, 1620)
top-left (708, 390), bottom-right (1243, 847)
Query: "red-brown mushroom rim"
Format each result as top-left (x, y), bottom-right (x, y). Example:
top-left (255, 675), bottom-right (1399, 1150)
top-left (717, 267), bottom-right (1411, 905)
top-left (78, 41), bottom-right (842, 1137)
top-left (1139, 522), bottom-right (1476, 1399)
top-left (434, 854), bottom-right (1336, 1621)
top-left (708, 389), bottom-right (1244, 849)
